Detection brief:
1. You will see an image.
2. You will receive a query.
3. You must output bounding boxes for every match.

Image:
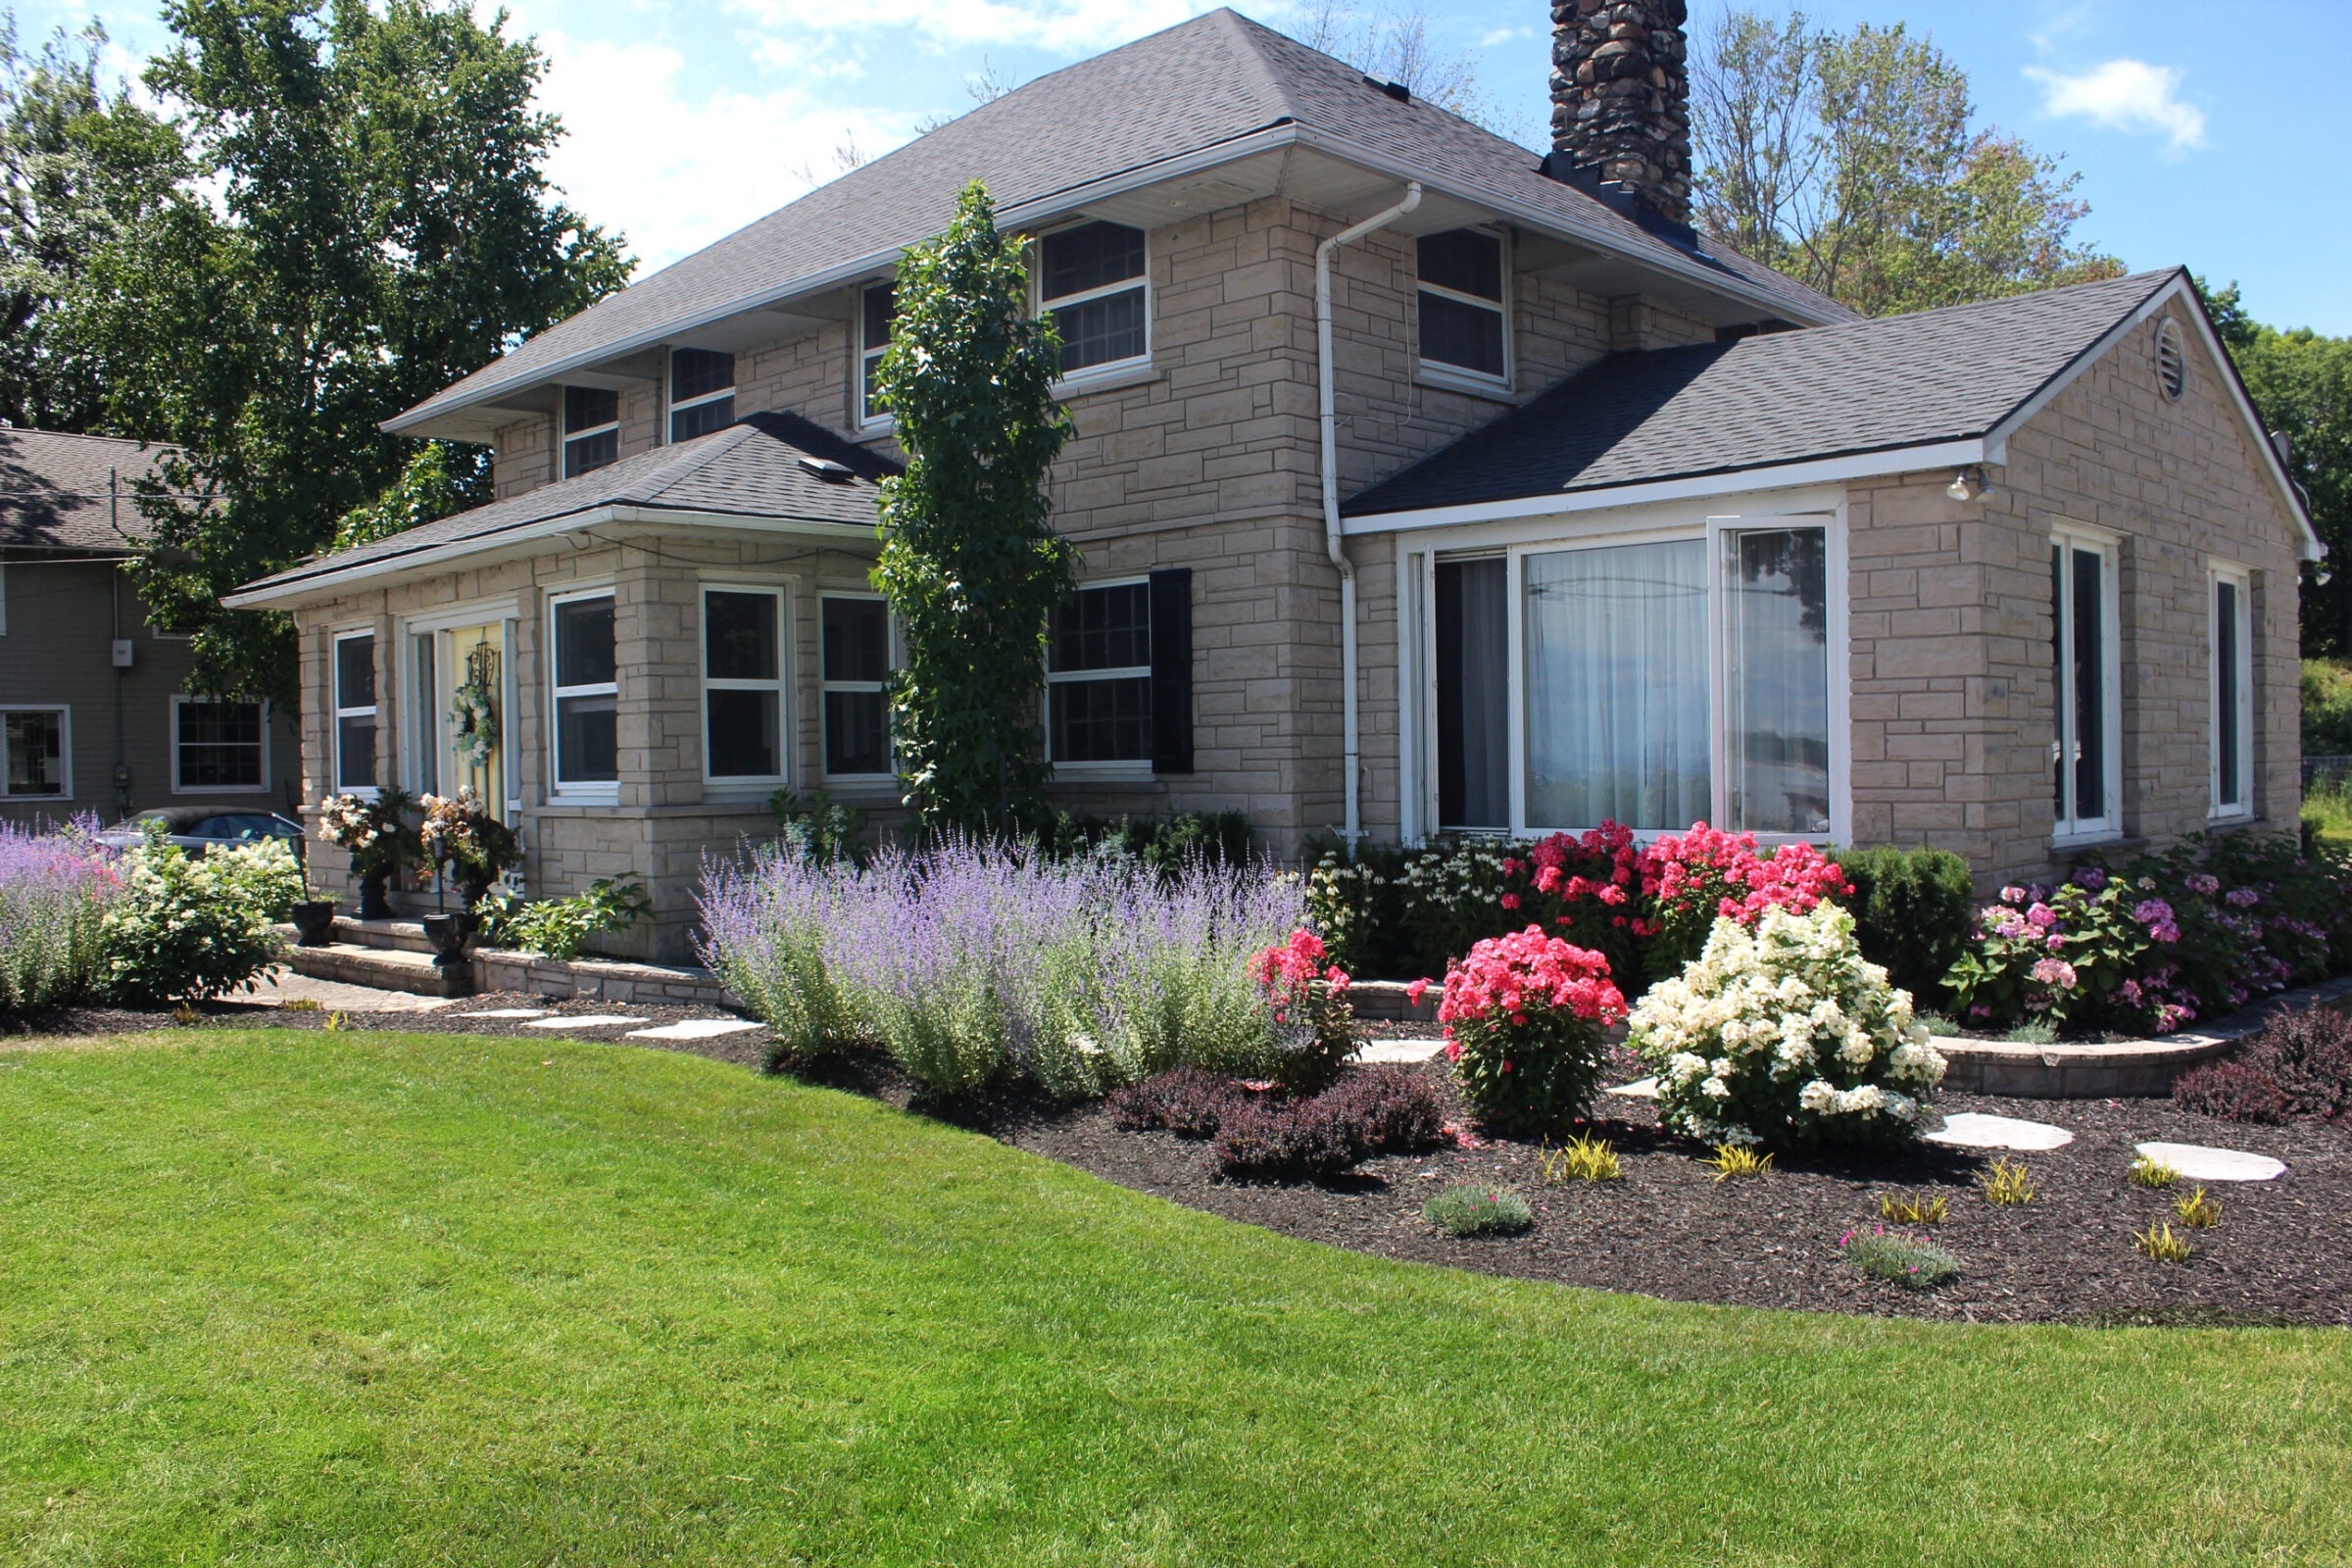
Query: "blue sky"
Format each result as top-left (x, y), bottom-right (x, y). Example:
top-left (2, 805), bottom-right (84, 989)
top-left (24, 0), bottom-right (2352, 333)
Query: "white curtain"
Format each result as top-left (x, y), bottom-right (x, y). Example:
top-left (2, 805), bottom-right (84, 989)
top-left (1523, 540), bottom-right (1709, 830)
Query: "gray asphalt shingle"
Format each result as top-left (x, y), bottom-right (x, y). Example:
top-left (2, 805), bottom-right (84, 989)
top-left (0, 429), bottom-right (173, 552)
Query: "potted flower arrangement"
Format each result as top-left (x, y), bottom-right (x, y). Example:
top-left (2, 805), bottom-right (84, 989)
top-left (418, 786), bottom-right (522, 908)
top-left (315, 788), bottom-right (418, 919)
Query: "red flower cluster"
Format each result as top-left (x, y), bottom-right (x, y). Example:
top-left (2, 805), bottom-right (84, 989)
top-left (1642, 823), bottom-right (1851, 929)
top-left (1438, 925), bottom-right (1627, 1042)
top-left (1250, 926), bottom-right (1350, 1027)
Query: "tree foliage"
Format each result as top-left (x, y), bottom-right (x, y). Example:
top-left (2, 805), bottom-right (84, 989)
top-left (75, 0), bottom-right (629, 710)
top-left (1690, 8), bottom-right (2122, 316)
top-left (871, 181), bottom-right (1074, 837)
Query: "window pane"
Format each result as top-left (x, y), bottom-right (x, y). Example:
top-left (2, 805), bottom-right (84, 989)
top-left (823, 598), bottom-right (888, 683)
top-left (705, 591), bottom-right (778, 683)
top-left (1435, 558), bottom-right (1508, 830)
top-left (3, 710), bottom-right (64, 796)
top-left (1051, 583), bottom-right (1151, 671)
top-left (670, 348), bottom-right (734, 403)
top-left (564, 385), bottom-right (618, 434)
top-left (860, 355), bottom-right (887, 420)
top-left (2218, 580), bottom-right (2242, 808)
top-left (335, 715), bottom-right (375, 790)
top-left (2073, 546), bottom-right (2105, 821)
top-left (555, 597), bottom-right (616, 688)
top-left (669, 394), bottom-right (735, 442)
top-left (2051, 545), bottom-right (2066, 815)
top-left (1053, 289), bottom-right (1147, 372)
top-left (177, 700), bottom-right (264, 789)
top-left (1523, 540), bottom-right (1709, 831)
top-left (1725, 528), bottom-right (1831, 835)
top-left (557, 694), bottom-right (617, 784)
top-left (1419, 291), bottom-right (1506, 376)
top-left (335, 635), bottom-right (375, 710)
top-left (564, 429), bottom-right (617, 478)
top-left (825, 690), bottom-right (888, 775)
top-left (707, 688), bottom-right (780, 778)
top-left (862, 284), bottom-right (896, 352)
top-left (1051, 676), bottom-right (1152, 762)
top-left (1418, 229), bottom-right (1503, 301)
top-left (1041, 221), bottom-right (1146, 300)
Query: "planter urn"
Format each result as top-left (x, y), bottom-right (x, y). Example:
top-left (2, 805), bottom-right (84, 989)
top-left (355, 865), bottom-right (395, 921)
top-left (421, 911), bottom-right (475, 969)
top-left (289, 901), bottom-right (338, 947)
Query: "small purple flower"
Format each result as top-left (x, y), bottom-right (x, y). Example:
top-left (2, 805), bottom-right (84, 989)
top-left (2026, 903), bottom-right (2058, 930)
top-left (2072, 866), bottom-right (2108, 890)
top-left (2046, 934), bottom-right (2066, 951)
top-left (2132, 899), bottom-right (2175, 927)
top-left (2152, 922), bottom-right (2180, 944)
top-left (2225, 887), bottom-right (2261, 908)
top-left (2186, 873), bottom-right (2221, 897)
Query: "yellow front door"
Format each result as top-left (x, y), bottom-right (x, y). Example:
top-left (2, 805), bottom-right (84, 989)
top-left (440, 624), bottom-right (506, 816)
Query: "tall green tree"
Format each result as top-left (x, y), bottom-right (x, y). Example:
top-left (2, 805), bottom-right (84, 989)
top-left (84, 0), bottom-right (629, 710)
top-left (1691, 9), bottom-right (2122, 316)
top-left (871, 181), bottom-right (1074, 837)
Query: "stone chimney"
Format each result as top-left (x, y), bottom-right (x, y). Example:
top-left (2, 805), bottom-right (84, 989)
top-left (1547, 0), bottom-right (1693, 232)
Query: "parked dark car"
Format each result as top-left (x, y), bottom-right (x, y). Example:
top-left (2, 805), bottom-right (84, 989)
top-left (95, 808), bottom-right (306, 858)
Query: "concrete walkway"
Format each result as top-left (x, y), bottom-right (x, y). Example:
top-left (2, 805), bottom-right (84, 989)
top-left (246, 966), bottom-right (456, 1014)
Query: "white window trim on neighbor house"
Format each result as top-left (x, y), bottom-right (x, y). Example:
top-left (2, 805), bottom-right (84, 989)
top-left (330, 628), bottom-right (379, 799)
top-left (1034, 220), bottom-right (1152, 387)
top-left (1045, 574), bottom-right (1155, 781)
top-left (2050, 519), bottom-right (2124, 847)
top-left (169, 694), bottom-right (270, 795)
top-left (819, 590), bottom-right (895, 786)
top-left (1390, 486), bottom-right (1851, 847)
top-left (697, 577), bottom-right (794, 796)
top-left (1415, 224), bottom-right (1514, 396)
top-left (547, 585), bottom-right (620, 804)
top-left (2210, 559), bottom-right (2255, 820)
top-left (0, 703), bottom-right (71, 801)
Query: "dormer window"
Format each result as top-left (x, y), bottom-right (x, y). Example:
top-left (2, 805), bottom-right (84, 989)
top-left (1039, 220), bottom-right (1148, 376)
top-left (669, 348), bottom-right (735, 442)
top-left (1417, 228), bottom-right (1509, 384)
top-left (859, 283), bottom-right (895, 427)
top-left (563, 386), bottom-right (619, 477)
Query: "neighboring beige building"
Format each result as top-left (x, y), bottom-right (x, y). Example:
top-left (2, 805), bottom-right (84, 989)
top-left (1, 429), bottom-right (300, 827)
top-left (227, 8), bottom-right (2320, 960)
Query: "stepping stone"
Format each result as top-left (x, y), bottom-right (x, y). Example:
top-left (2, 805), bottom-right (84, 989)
top-left (1604, 1077), bottom-right (1659, 1100)
top-left (625, 1018), bottom-right (761, 1041)
top-left (459, 1007), bottom-right (548, 1018)
top-left (2133, 1141), bottom-right (2286, 1183)
top-left (525, 1014), bottom-right (640, 1030)
top-left (1355, 1038), bottom-right (1446, 1063)
top-left (1924, 1111), bottom-right (2076, 1152)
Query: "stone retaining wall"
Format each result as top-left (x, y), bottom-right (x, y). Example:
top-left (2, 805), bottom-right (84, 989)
top-left (475, 949), bottom-right (738, 1009)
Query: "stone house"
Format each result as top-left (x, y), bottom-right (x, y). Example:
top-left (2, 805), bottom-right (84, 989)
top-left (227, 6), bottom-right (2319, 959)
top-left (2, 428), bottom-right (301, 827)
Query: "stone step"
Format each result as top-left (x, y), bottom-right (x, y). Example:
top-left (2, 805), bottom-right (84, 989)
top-left (280, 916), bottom-right (444, 955)
top-left (281, 940), bottom-right (474, 999)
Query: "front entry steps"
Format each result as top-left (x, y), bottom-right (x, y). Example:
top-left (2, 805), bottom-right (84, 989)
top-left (278, 916), bottom-right (474, 999)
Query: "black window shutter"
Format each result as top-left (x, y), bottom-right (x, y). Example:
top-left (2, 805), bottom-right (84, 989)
top-left (1148, 567), bottom-right (1194, 774)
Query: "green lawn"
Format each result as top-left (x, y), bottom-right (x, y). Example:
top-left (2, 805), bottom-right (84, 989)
top-left (2, 1031), bottom-right (2346, 1566)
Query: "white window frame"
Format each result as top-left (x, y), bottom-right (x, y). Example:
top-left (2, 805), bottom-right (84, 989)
top-left (698, 580), bottom-right (791, 793)
top-left (819, 590), bottom-right (895, 784)
top-left (666, 347), bottom-right (735, 444)
top-left (1394, 490), bottom-right (1851, 847)
top-left (0, 703), bottom-right (71, 801)
top-left (330, 628), bottom-right (379, 799)
top-left (2050, 521), bottom-right (2124, 846)
top-left (562, 385), bottom-right (621, 478)
top-left (1415, 225), bottom-right (1514, 394)
top-left (858, 282), bottom-right (895, 431)
top-left (170, 694), bottom-right (270, 796)
top-left (2210, 560), bottom-right (2255, 820)
top-left (547, 587), bottom-right (619, 803)
top-left (1034, 220), bottom-right (1152, 387)
top-left (1045, 574), bottom-right (1155, 778)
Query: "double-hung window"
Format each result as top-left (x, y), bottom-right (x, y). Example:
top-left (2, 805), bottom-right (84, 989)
top-left (821, 595), bottom-right (891, 778)
top-left (332, 631), bottom-right (377, 794)
top-left (173, 697), bottom-right (267, 792)
top-left (2211, 564), bottom-right (2254, 817)
top-left (2050, 527), bottom-right (2122, 841)
top-left (858, 284), bottom-right (895, 427)
top-left (549, 592), bottom-right (618, 792)
top-left (1048, 580), bottom-right (1154, 765)
top-left (1039, 221), bottom-right (1148, 376)
top-left (0, 707), bottom-right (68, 799)
top-left (702, 586), bottom-right (786, 786)
top-left (1417, 228), bottom-right (1508, 384)
top-left (563, 385), bottom-right (619, 477)
top-left (668, 348), bottom-right (735, 442)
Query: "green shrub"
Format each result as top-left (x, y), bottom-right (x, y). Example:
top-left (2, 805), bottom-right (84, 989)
top-left (1045, 810), bottom-right (1253, 876)
top-left (478, 875), bottom-right (652, 960)
top-left (1830, 845), bottom-right (1973, 1006)
top-left (1838, 1227), bottom-right (1958, 1289)
top-left (98, 826), bottom-right (285, 1004)
top-left (2301, 658), bottom-right (2352, 756)
top-left (1423, 1183), bottom-right (1534, 1237)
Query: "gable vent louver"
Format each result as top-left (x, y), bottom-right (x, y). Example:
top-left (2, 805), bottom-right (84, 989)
top-left (2154, 318), bottom-right (2187, 403)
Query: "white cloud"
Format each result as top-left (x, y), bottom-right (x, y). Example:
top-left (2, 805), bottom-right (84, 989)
top-left (1478, 25), bottom-right (1532, 48)
top-left (725, 0), bottom-right (1214, 57)
top-left (2026, 58), bottom-right (2208, 152)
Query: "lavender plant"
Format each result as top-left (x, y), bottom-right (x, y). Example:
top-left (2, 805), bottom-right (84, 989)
top-left (0, 818), bottom-right (122, 1010)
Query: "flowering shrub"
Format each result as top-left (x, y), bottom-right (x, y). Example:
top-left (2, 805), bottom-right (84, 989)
top-left (98, 824), bottom-right (286, 1004)
top-left (1437, 926), bottom-right (1627, 1134)
top-left (0, 818), bottom-right (121, 1010)
top-left (316, 789), bottom-right (418, 878)
top-left (1250, 927), bottom-right (1353, 1091)
top-left (1631, 903), bottom-right (1944, 1152)
top-left (418, 787), bottom-right (521, 890)
top-left (1640, 824), bottom-right (1850, 977)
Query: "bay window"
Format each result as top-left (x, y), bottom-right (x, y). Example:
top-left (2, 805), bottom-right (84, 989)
top-left (172, 697), bottom-right (267, 792)
top-left (1039, 221), bottom-right (1147, 376)
top-left (332, 630), bottom-right (377, 793)
top-left (563, 385), bottom-right (619, 477)
top-left (2050, 528), bottom-right (2121, 840)
top-left (821, 595), bottom-right (891, 778)
top-left (2211, 564), bottom-right (2253, 817)
top-left (0, 706), bottom-right (68, 799)
top-left (549, 592), bottom-right (617, 792)
top-left (702, 586), bottom-right (786, 785)
top-left (1417, 228), bottom-right (1508, 384)
top-left (668, 348), bottom-right (735, 442)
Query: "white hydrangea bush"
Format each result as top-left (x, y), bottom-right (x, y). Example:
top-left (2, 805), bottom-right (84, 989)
top-left (1629, 902), bottom-right (1946, 1152)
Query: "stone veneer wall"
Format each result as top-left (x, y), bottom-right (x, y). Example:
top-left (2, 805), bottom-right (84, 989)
top-left (1548, 0), bottom-right (1695, 227)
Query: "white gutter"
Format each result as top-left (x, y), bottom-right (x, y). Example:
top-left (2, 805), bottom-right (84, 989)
top-left (1317, 180), bottom-right (1420, 844)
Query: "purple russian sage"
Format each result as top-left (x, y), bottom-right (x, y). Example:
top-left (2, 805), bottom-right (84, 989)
top-left (0, 816), bottom-right (122, 1010)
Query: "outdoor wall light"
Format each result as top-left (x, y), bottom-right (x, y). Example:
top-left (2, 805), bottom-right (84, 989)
top-left (1945, 466), bottom-right (1993, 503)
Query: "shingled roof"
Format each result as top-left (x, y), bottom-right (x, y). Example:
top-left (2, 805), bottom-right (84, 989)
top-left (1346, 270), bottom-right (2191, 518)
top-left (389, 8), bottom-right (1851, 435)
top-left (0, 428), bottom-right (172, 552)
top-left (229, 411), bottom-right (895, 603)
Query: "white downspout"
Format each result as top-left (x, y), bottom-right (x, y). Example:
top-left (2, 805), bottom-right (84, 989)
top-left (1317, 181), bottom-right (1420, 844)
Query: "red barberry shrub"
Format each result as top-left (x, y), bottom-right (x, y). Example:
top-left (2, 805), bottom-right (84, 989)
top-left (2172, 1057), bottom-right (2291, 1123)
top-left (1212, 1096), bottom-right (1373, 1179)
top-left (1318, 1065), bottom-right (1449, 1155)
top-left (1106, 1065), bottom-right (1243, 1137)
